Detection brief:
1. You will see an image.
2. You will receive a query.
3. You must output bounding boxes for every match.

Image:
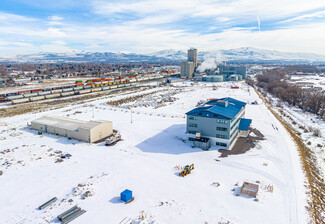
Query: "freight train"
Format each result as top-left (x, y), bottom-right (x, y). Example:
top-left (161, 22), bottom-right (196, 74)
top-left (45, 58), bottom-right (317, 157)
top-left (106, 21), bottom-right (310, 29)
top-left (2, 74), bottom-right (164, 104)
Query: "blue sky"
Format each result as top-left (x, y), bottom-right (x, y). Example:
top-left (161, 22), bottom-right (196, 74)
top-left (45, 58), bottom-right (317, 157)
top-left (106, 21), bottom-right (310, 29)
top-left (1, 0), bottom-right (325, 55)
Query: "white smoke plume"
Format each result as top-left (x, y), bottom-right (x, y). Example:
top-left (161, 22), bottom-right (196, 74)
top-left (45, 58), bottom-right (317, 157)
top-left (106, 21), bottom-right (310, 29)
top-left (197, 50), bottom-right (226, 72)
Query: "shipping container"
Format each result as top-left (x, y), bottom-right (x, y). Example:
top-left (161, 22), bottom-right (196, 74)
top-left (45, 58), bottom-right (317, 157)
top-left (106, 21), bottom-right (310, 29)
top-left (110, 85), bottom-right (117, 89)
top-left (18, 90), bottom-right (31, 95)
top-left (0, 97), bottom-right (6, 102)
top-left (124, 83), bottom-right (131, 87)
top-left (102, 86), bottom-right (110, 91)
top-left (79, 89), bottom-right (91, 94)
top-left (84, 85), bottom-right (91, 89)
top-left (117, 84), bottom-right (125, 88)
top-left (38, 91), bottom-right (51, 95)
top-left (130, 83), bottom-right (137, 86)
top-left (61, 91), bottom-right (75, 96)
top-left (129, 78), bottom-right (136, 82)
top-left (73, 86), bottom-right (83, 90)
top-left (45, 94), bottom-right (60, 99)
top-left (30, 96), bottom-right (45, 101)
top-left (62, 88), bottom-right (73, 92)
top-left (51, 89), bottom-right (63, 94)
top-left (92, 88), bottom-right (102, 92)
top-left (31, 89), bottom-right (43, 93)
top-left (7, 95), bottom-right (24, 100)
top-left (23, 93), bottom-right (38, 97)
top-left (12, 98), bottom-right (30, 104)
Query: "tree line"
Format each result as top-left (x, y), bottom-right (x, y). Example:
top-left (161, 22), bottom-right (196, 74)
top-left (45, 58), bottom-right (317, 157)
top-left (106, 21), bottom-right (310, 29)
top-left (246, 70), bottom-right (325, 118)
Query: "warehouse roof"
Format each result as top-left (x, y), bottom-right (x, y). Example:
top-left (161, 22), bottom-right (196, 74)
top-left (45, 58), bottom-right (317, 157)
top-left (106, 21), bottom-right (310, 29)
top-left (31, 116), bottom-right (110, 131)
top-left (186, 97), bottom-right (246, 119)
top-left (238, 118), bottom-right (252, 131)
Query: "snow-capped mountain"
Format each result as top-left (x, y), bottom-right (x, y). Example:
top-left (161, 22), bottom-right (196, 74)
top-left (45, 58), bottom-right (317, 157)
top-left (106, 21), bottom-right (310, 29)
top-left (149, 47), bottom-right (325, 62)
top-left (1, 47), bottom-right (325, 63)
top-left (0, 51), bottom-right (174, 63)
top-left (220, 47), bottom-right (325, 62)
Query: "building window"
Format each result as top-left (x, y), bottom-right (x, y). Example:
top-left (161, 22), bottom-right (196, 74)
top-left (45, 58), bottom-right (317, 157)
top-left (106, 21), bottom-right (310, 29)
top-left (216, 127), bottom-right (227, 131)
top-left (216, 142), bottom-right (227, 147)
top-left (198, 113), bottom-right (202, 115)
top-left (216, 134), bottom-right (228, 139)
top-left (216, 119), bottom-right (228, 124)
top-left (188, 130), bottom-right (196, 134)
top-left (189, 116), bottom-right (197, 120)
top-left (189, 123), bottom-right (198, 128)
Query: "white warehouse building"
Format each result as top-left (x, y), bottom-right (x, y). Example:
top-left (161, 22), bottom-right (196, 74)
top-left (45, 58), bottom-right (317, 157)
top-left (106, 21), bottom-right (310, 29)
top-left (31, 116), bottom-right (113, 143)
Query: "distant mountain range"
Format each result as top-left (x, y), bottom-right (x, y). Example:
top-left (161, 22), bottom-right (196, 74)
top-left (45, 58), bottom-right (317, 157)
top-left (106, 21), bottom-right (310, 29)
top-left (1, 47), bottom-right (325, 63)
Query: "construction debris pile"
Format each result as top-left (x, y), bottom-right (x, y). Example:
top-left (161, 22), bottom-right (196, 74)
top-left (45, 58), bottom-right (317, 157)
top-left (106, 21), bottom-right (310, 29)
top-left (52, 150), bottom-right (72, 163)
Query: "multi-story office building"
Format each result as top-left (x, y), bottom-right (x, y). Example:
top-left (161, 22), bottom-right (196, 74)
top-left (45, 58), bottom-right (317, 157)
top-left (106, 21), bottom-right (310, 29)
top-left (185, 97), bottom-right (252, 149)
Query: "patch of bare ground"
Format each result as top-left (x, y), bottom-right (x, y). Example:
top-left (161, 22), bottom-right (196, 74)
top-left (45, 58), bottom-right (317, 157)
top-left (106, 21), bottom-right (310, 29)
top-left (105, 89), bottom-right (164, 107)
top-left (219, 128), bottom-right (265, 158)
top-left (0, 86), bottom-right (149, 118)
top-left (254, 88), bottom-right (325, 224)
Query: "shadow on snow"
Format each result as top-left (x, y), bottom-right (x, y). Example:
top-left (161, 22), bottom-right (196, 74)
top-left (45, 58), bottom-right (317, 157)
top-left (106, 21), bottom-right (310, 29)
top-left (135, 124), bottom-right (200, 155)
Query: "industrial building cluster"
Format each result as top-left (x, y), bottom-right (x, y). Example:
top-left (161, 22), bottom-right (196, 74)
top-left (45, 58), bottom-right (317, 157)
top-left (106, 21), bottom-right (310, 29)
top-left (181, 48), bottom-right (247, 82)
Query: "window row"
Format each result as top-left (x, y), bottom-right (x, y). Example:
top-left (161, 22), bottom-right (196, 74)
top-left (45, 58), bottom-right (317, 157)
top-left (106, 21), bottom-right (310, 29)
top-left (216, 127), bottom-right (227, 131)
top-left (216, 134), bottom-right (228, 139)
top-left (216, 119), bottom-right (228, 124)
top-left (216, 142), bottom-right (227, 147)
top-left (189, 123), bottom-right (198, 128)
top-left (189, 116), bottom-right (198, 120)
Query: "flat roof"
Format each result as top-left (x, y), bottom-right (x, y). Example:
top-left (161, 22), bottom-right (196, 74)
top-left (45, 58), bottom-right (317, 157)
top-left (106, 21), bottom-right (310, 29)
top-left (31, 116), bottom-right (110, 131)
top-left (238, 118), bottom-right (252, 131)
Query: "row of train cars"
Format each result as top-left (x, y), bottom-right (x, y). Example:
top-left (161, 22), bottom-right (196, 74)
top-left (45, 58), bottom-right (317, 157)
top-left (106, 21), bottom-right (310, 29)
top-left (0, 74), bottom-right (165, 105)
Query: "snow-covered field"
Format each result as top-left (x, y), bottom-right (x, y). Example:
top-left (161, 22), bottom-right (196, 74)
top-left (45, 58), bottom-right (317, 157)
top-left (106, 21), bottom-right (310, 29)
top-left (289, 75), bottom-right (325, 90)
top-left (0, 82), bottom-right (308, 224)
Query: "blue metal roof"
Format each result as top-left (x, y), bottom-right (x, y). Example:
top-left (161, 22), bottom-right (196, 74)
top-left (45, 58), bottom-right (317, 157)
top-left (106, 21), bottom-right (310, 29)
top-left (238, 118), bottom-right (252, 131)
top-left (206, 97), bottom-right (246, 108)
top-left (186, 97), bottom-right (246, 119)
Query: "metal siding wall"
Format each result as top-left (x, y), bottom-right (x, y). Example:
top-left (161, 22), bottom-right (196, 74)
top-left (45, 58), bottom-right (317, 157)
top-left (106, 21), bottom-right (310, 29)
top-left (89, 122), bottom-right (113, 142)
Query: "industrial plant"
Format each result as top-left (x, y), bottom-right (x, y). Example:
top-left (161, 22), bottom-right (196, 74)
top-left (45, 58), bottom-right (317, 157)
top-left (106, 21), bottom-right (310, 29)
top-left (181, 48), bottom-right (247, 82)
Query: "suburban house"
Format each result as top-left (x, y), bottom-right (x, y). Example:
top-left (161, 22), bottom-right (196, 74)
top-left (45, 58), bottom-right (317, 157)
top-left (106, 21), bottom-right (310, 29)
top-left (185, 97), bottom-right (252, 149)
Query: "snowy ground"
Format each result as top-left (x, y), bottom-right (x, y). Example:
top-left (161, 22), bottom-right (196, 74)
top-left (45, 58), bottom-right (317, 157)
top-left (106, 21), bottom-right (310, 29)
top-left (289, 75), bottom-right (325, 90)
top-left (0, 81), bottom-right (308, 224)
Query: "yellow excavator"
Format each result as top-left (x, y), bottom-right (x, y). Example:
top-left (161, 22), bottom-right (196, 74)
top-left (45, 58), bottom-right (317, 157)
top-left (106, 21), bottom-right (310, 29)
top-left (179, 164), bottom-right (194, 177)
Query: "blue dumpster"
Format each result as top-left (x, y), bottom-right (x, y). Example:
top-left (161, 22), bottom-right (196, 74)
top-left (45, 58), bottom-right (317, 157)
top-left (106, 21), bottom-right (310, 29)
top-left (120, 189), bottom-right (132, 202)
